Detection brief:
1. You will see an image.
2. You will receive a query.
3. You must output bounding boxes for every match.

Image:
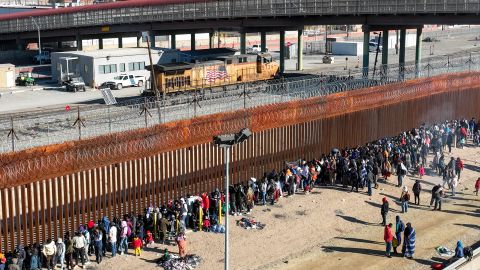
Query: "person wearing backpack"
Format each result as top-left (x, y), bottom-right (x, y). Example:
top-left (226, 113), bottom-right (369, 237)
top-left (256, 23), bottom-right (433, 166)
top-left (395, 215), bottom-right (405, 255)
top-left (53, 238), bottom-right (65, 270)
top-left (119, 221), bottom-right (129, 255)
top-left (400, 186), bottom-right (411, 213)
top-left (412, 180), bottom-right (422, 205)
top-left (42, 239), bottom-right (57, 270)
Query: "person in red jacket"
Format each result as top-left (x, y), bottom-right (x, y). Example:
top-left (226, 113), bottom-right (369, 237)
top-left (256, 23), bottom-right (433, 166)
top-left (145, 230), bottom-right (154, 247)
top-left (201, 193), bottom-right (210, 215)
top-left (132, 235), bottom-right (143, 256)
top-left (475, 178), bottom-right (480, 196)
top-left (455, 157), bottom-right (464, 181)
top-left (384, 223), bottom-right (394, 258)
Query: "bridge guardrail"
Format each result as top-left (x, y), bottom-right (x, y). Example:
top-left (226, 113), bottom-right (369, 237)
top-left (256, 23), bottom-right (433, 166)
top-left (1, 0), bottom-right (480, 34)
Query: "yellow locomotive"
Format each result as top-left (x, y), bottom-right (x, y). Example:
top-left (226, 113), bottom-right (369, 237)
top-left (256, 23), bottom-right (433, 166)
top-left (146, 52), bottom-right (279, 95)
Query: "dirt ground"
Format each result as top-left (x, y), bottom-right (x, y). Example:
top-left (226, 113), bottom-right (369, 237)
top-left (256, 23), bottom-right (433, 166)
top-left (80, 143), bottom-right (480, 270)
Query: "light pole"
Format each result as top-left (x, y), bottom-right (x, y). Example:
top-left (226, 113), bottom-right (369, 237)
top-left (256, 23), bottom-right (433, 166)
top-left (213, 128), bottom-right (252, 270)
top-left (31, 16), bottom-right (42, 64)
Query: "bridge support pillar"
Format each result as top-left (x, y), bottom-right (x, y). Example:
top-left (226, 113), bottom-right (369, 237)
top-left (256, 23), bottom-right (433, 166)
top-left (118, 37), bottom-right (123, 48)
top-left (362, 30), bottom-right (370, 78)
top-left (137, 35), bottom-right (141, 48)
top-left (98, 38), bottom-right (103, 50)
top-left (170, 34), bottom-right (176, 49)
top-left (191, 33), bottom-right (196, 51)
top-left (297, 29), bottom-right (303, 71)
top-left (415, 27), bottom-right (423, 78)
top-left (399, 29), bottom-right (406, 80)
top-left (150, 33), bottom-right (156, 48)
top-left (240, 32), bottom-right (246, 54)
top-left (279, 30), bottom-right (285, 74)
top-left (76, 33), bottom-right (82, 51)
top-left (209, 32), bottom-right (215, 49)
top-left (260, 32), bottom-right (267, 52)
top-left (381, 30), bottom-right (389, 66)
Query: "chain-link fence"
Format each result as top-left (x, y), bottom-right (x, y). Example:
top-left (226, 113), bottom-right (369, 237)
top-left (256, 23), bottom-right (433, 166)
top-left (1, 53), bottom-right (479, 153)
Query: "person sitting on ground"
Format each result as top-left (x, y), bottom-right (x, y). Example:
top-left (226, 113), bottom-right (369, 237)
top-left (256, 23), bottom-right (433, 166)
top-left (145, 230), bottom-right (154, 247)
top-left (454, 240), bottom-right (464, 259)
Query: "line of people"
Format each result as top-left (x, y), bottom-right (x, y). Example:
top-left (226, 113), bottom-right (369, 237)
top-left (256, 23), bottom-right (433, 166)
top-left (0, 117), bottom-right (477, 269)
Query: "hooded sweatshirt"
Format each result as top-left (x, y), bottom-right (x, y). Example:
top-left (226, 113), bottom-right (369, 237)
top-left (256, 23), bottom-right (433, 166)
top-left (384, 226), bottom-right (393, 242)
top-left (121, 221), bottom-right (128, 238)
top-left (381, 197), bottom-right (389, 215)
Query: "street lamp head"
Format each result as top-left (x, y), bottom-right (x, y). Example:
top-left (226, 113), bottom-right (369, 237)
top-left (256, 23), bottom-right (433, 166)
top-left (213, 128), bottom-right (252, 147)
top-left (235, 128), bottom-right (252, 144)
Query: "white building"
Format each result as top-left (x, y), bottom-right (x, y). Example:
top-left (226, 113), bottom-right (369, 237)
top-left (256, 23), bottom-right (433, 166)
top-left (51, 48), bottom-right (183, 87)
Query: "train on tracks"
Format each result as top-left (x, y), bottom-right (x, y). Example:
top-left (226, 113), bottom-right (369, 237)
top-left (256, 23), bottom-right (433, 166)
top-left (144, 52), bottom-right (279, 96)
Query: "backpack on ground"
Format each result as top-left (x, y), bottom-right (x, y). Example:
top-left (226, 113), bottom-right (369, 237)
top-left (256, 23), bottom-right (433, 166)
top-left (464, 246), bottom-right (473, 261)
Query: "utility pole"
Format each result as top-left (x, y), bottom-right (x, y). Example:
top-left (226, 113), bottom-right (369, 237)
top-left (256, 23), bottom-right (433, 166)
top-left (31, 16), bottom-right (42, 64)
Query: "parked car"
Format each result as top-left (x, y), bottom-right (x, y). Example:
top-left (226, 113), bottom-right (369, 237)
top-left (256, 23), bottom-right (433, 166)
top-left (105, 74), bottom-right (146, 90)
top-left (63, 76), bottom-right (86, 92)
top-left (247, 44), bottom-right (268, 53)
top-left (369, 42), bottom-right (383, 52)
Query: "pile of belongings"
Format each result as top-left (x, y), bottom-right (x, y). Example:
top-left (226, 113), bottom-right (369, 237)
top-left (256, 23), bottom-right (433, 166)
top-left (436, 246), bottom-right (455, 257)
top-left (211, 224), bottom-right (226, 233)
top-left (158, 251), bottom-right (202, 270)
top-left (236, 217), bottom-right (265, 230)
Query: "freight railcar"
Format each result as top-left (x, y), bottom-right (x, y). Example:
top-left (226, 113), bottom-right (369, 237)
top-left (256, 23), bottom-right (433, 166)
top-left (145, 53), bottom-right (279, 95)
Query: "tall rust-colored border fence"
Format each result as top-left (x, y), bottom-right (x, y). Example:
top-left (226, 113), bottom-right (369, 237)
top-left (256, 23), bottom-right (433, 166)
top-left (0, 72), bottom-right (479, 252)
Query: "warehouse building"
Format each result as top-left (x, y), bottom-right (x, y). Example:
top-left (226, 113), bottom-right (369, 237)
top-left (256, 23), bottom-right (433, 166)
top-left (50, 48), bottom-right (183, 87)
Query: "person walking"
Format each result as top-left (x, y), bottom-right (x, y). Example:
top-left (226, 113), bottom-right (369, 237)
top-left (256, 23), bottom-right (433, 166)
top-left (384, 223), bottom-right (394, 258)
top-left (381, 197), bottom-right (389, 226)
top-left (395, 215), bottom-right (405, 255)
top-left (412, 180), bottom-right (422, 205)
top-left (400, 186), bottom-right (410, 213)
top-left (367, 166), bottom-right (374, 196)
top-left (455, 157), bottom-right (464, 181)
top-left (475, 177), bottom-right (480, 196)
top-left (451, 174), bottom-right (458, 197)
top-left (54, 238), bottom-right (65, 270)
top-left (109, 223), bottom-right (117, 257)
top-left (403, 223), bottom-right (416, 259)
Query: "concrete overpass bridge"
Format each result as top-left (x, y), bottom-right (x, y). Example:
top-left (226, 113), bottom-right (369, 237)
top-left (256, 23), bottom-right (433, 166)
top-left (1, 0), bottom-right (480, 72)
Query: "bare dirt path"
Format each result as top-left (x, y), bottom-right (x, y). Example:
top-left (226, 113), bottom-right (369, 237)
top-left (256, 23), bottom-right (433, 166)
top-left (85, 144), bottom-right (480, 270)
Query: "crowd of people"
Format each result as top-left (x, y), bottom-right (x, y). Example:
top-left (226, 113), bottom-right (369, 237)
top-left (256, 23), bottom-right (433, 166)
top-left (0, 117), bottom-right (478, 269)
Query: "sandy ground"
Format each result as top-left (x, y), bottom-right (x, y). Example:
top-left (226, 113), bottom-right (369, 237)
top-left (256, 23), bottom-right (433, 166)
top-left (76, 142), bottom-right (480, 270)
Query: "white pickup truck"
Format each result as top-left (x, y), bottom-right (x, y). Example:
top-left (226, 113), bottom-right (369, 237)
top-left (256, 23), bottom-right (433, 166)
top-left (105, 74), bottom-right (146, 90)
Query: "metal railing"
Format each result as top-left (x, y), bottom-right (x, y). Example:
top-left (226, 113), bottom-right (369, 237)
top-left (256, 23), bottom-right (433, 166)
top-left (1, 0), bottom-right (480, 34)
top-left (0, 52), bottom-right (479, 153)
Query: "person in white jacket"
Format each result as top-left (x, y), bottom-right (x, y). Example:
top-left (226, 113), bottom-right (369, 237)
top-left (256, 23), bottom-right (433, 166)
top-left (42, 239), bottom-right (57, 270)
top-left (109, 223), bottom-right (118, 257)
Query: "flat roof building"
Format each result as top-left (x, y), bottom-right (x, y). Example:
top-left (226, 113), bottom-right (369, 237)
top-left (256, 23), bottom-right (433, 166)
top-left (51, 48), bottom-right (183, 87)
